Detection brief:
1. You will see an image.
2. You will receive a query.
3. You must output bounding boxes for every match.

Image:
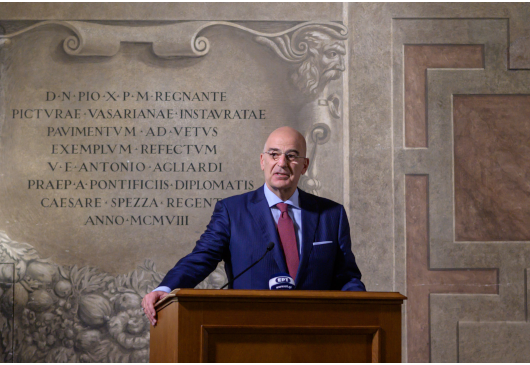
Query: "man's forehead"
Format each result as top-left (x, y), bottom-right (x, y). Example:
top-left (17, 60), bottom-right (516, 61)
top-left (265, 134), bottom-right (304, 150)
top-left (266, 147), bottom-right (300, 153)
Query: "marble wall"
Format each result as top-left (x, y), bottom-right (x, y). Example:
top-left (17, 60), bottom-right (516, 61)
top-left (0, 3), bottom-right (529, 362)
top-left (386, 5), bottom-right (530, 362)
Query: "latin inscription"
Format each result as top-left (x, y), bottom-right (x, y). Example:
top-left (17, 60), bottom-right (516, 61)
top-left (15, 90), bottom-right (265, 226)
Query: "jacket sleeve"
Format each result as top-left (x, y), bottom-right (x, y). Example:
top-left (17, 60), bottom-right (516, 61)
top-left (332, 205), bottom-right (366, 291)
top-left (157, 200), bottom-right (231, 289)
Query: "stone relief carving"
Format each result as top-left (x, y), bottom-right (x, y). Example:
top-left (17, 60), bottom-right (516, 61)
top-left (255, 25), bottom-right (347, 99)
top-left (0, 20), bottom-right (348, 196)
top-left (0, 20), bottom-right (346, 59)
top-left (255, 24), bottom-right (346, 195)
top-left (259, 27), bottom-right (346, 195)
top-left (0, 232), bottom-right (225, 362)
top-left (0, 20), bottom-right (348, 361)
top-left (299, 123), bottom-right (332, 194)
top-left (0, 21), bottom-right (212, 57)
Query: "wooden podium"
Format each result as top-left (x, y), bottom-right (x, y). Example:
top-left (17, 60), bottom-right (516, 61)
top-left (150, 289), bottom-right (406, 363)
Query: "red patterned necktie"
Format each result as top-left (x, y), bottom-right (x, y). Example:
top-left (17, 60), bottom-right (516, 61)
top-left (276, 202), bottom-right (299, 279)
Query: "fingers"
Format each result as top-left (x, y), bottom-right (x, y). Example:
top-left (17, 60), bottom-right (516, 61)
top-left (141, 291), bottom-right (171, 326)
top-left (144, 296), bottom-right (156, 326)
top-left (142, 291), bottom-right (165, 327)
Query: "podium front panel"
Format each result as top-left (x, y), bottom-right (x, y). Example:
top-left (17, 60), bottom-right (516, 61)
top-left (201, 326), bottom-right (380, 362)
top-left (150, 290), bottom-right (405, 362)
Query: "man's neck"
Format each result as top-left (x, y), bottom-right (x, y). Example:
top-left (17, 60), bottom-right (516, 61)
top-left (266, 183), bottom-right (296, 201)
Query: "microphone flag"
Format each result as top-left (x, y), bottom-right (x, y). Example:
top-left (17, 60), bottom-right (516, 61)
top-left (269, 273), bottom-right (295, 290)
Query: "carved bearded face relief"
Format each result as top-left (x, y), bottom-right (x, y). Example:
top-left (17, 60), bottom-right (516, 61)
top-left (291, 30), bottom-right (346, 97)
top-left (319, 39), bottom-right (346, 82)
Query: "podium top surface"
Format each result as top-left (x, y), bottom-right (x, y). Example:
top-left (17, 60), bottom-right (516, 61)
top-left (155, 289), bottom-right (406, 311)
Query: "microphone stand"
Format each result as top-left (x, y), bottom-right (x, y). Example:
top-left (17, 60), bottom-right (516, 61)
top-left (220, 242), bottom-right (274, 289)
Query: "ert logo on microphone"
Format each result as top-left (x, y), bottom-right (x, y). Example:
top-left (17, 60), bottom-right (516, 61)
top-left (269, 274), bottom-right (295, 290)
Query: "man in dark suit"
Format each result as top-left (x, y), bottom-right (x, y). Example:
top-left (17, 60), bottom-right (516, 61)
top-left (142, 126), bottom-right (365, 325)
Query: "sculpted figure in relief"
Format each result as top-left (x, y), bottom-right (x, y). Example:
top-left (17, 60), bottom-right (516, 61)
top-left (291, 30), bottom-right (346, 99)
top-left (285, 28), bottom-right (346, 194)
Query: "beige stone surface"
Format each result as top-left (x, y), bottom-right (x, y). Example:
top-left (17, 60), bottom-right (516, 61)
top-left (0, 21), bottom-right (347, 275)
top-left (0, 4), bottom-right (350, 362)
top-left (390, 11), bottom-right (530, 363)
top-left (0, 262), bottom-right (14, 360)
top-left (405, 175), bottom-right (497, 362)
top-left (0, 2), bottom-right (530, 363)
top-left (0, 3), bottom-right (343, 21)
top-left (459, 321), bottom-right (530, 362)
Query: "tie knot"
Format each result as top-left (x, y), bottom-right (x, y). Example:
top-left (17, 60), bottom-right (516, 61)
top-left (276, 202), bottom-right (289, 213)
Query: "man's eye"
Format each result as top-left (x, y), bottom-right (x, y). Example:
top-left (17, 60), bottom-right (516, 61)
top-left (270, 153), bottom-right (280, 159)
top-left (286, 154), bottom-right (297, 160)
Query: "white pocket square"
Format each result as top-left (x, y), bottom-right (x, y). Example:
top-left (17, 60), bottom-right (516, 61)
top-left (313, 241), bottom-right (333, 246)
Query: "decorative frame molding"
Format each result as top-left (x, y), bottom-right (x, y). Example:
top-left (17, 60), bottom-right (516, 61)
top-left (0, 20), bottom-right (347, 58)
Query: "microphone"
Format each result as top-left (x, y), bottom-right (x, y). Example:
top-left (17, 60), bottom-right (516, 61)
top-left (220, 242), bottom-right (274, 289)
top-left (269, 273), bottom-right (295, 290)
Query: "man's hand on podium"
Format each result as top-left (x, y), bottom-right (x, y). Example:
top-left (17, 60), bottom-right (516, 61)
top-left (142, 290), bottom-right (169, 326)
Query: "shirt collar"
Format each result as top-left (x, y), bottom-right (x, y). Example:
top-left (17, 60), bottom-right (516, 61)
top-left (263, 184), bottom-right (300, 209)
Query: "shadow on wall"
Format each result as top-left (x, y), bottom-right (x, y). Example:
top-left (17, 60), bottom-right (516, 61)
top-left (0, 231), bottom-right (226, 362)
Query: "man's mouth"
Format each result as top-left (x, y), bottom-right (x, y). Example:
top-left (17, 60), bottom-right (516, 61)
top-left (274, 172), bottom-right (290, 178)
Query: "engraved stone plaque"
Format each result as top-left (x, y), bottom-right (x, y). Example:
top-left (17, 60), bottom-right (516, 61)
top-left (0, 22), bottom-right (346, 274)
top-left (0, 19), bottom-right (347, 362)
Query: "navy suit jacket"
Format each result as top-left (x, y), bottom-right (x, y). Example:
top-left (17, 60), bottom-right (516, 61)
top-left (159, 186), bottom-right (365, 291)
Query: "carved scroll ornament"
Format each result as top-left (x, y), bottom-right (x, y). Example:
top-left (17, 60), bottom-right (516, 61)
top-left (0, 20), bottom-right (347, 60)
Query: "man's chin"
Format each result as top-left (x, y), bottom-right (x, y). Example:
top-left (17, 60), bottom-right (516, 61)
top-left (269, 180), bottom-right (294, 190)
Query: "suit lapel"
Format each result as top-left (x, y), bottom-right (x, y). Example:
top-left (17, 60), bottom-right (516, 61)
top-left (296, 189), bottom-right (320, 285)
top-left (249, 187), bottom-right (288, 274)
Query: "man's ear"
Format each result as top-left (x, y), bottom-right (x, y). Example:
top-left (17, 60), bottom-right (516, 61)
top-left (301, 158), bottom-right (310, 174)
top-left (260, 153), bottom-right (265, 171)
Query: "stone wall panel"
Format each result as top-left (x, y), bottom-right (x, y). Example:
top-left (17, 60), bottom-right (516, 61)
top-left (1, 3), bottom-right (530, 363)
top-left (394, 15), bottom-right (530, 363)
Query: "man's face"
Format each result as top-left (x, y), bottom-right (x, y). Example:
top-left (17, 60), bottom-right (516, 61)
top-left (260, 130), bottom-right (309, 195)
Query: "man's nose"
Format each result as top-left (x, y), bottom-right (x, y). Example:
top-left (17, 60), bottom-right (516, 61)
top-left (277, 153), bottom-right (288, 166)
